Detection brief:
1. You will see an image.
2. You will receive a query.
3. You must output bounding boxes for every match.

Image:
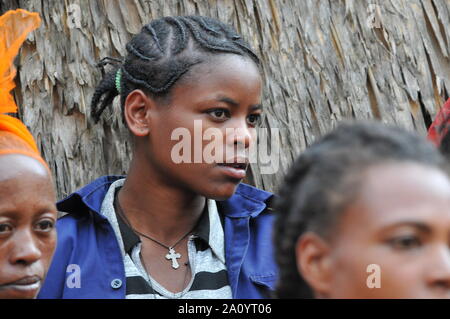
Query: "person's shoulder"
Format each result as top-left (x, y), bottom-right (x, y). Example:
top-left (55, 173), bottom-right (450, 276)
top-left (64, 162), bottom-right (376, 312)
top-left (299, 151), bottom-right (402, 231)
top-left (54, 209), bottom-right (94, 244)
top-left (56, 175), bottom-right (125, 215)
top-left (219, 183), bottom-right (276, 219)
top-left (235, 182), bottom-right (273, 202)
top-left (53, 175), bottom-right (126, 241)
top-left (236, 183), bottom-right (277, 212)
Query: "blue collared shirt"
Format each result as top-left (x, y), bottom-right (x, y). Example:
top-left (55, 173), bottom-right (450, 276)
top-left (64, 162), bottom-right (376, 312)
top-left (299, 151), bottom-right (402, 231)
top-left (38, 176), bottom-right (278, 299)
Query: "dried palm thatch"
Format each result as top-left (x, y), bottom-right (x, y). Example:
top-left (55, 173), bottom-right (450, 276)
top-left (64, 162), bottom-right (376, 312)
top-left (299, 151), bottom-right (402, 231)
top-left (0, 0), bottom-right (449, 198)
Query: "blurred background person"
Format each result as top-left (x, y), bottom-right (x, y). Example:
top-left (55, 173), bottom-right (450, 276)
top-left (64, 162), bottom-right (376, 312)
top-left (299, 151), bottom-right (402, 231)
top-left (275, 122), bottom-right (450, 298)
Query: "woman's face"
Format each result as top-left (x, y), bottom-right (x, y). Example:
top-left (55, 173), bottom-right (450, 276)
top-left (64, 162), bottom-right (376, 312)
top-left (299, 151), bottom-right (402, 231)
top-left (0, 155), bottom-right (57, 299)
top-left (139, 54), bottom-right (263, 200)
top-left (315, 163), bottom-right (450, 298)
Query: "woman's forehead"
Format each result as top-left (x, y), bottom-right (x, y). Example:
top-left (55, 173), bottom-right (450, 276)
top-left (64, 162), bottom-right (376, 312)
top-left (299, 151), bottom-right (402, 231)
top-left (0, 154), bottom-right (50, 182)
top-left (0, 159), bottom-right (56, 216)
top-left (361, 163), bottom-right (450, 201)
top-left (185, 54), bottom-right (260, 82)
top-left (170, 55), bottom-right (262, 102)
top-left (341, 163), bottom-right (450, 231)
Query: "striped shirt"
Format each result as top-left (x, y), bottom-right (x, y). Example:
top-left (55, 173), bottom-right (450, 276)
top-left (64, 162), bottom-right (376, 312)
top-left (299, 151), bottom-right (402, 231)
top-left (100, 179), bottom-right (233, 299)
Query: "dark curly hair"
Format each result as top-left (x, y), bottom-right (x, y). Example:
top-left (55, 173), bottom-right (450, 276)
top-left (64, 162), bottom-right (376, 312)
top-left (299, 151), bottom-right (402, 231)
top-left (90, 15), bottom-right (260, 124)
top-left (274, 121), bottom-right (447, 298)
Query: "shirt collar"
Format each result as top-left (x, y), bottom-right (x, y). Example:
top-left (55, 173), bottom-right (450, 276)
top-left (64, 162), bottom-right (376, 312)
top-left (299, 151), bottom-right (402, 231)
top-left (192, 199), bottom-right (226, 264)
top-left (115, 201), bottom-right (140, 254)
top-left (113, 191), bottom-right (225, 264)
top-left (58, 176), bottom-right (272, 221)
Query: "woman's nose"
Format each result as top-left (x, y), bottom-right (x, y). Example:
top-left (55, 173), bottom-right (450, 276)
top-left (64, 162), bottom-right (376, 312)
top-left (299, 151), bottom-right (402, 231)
top-left (425, 246), bottom-right (450, 292)
top-left (226, 120), bottom-right (255, 149)
top-left (9, 229), bottom-right (42, 266)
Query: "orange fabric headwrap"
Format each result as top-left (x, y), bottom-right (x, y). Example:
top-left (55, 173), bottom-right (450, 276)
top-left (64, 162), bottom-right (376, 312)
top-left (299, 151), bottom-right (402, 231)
top-left (0, 9), bottom-right (40, 113)
top-left (0, 9), bottom-right (47, 168)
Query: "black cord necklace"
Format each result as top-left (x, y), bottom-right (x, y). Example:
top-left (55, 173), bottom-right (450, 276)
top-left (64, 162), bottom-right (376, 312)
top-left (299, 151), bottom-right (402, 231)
top-left (139, 247), bottom-right (191, 298)
top-left (115, 195), bottom-right (196, 270)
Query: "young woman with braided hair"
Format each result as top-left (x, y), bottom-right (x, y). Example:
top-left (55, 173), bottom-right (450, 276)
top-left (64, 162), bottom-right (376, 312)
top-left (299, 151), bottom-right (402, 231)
top-left (275, 121), bottom-right (450, 298)
top-left (39, 16), bottom-right (276, 299)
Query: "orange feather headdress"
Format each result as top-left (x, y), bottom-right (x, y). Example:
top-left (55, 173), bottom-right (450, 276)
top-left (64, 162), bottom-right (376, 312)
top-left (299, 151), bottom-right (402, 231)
top-left (0, 9), bottom-right (47, 168)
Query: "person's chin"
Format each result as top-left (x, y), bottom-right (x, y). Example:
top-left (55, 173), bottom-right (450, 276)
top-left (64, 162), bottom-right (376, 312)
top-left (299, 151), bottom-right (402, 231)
top-left (0, 283), bottom-right (41, 299)
top-left (203, 181), bottom-right (241, 201)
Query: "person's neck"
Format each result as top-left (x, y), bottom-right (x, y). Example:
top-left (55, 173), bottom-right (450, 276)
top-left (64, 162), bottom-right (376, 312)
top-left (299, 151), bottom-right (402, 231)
top-left (118, 156), bottom-right (206, 244)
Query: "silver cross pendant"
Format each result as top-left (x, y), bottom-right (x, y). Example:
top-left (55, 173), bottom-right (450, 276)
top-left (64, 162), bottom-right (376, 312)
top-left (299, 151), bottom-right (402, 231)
top-left (165, 247), bottom-right (181, 269)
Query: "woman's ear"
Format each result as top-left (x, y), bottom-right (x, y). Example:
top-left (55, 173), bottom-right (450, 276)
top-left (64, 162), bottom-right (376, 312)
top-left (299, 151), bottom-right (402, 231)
top-left (295, 232), bottom-right (333, 298)
top-left (123, 90), bottom-right (154, 137)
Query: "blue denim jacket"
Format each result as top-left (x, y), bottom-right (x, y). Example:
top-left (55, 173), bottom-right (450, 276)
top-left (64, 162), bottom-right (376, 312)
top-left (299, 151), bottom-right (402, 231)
top-left (38, 176), bottom-right (278, 299)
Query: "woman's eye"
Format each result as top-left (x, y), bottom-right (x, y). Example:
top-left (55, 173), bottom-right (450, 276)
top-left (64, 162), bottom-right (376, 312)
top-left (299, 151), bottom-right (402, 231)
top-left (0, 223), bottom-right (13, 235)
top-left (388, 236), bottom-right (422, 250)
top-left (247, 114), bottom-right (262, 126)
top-left (208, 109), bottom-right (230, 120)
top-left (34, 220), bottom-right (55, 232)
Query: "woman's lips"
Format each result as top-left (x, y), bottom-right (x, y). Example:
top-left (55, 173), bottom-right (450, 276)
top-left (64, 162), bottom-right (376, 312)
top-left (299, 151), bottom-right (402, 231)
top-left (0, 275), bottom-right (42, 294)
top-left (217, 163), bottom-right (247, 180)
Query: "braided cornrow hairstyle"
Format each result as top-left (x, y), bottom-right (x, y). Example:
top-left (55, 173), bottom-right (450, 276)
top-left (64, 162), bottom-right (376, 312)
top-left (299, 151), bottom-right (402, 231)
top-left (274, 121), bottom-right (446, 298)
top-left (91, 16), bottom-right (260, 123)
